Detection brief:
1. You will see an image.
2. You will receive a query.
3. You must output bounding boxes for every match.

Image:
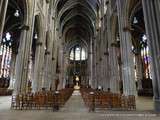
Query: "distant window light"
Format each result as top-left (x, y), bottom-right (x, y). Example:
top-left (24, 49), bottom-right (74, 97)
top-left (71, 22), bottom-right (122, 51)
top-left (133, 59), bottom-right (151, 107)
top-left (142, 34), bottom-right (147, 42)
top-left (69, 46), bottom-right (87, 61)
top-left (75, 47), bottom-right (80, 51)
top-left (81, 48), bottom-right (86, 60)
top-left (70, 50), bottom-right (74, 60)
top-left (75, 47), bottom-right (80, 61)
top-left (6, 32), bottom-right (11, 41)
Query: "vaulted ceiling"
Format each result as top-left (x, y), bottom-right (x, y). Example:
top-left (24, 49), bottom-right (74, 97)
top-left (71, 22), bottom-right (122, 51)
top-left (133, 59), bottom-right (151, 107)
top-left (3, 0), bottom-right (26, 54)
top-left (55, 0), bottom-right (100, 46)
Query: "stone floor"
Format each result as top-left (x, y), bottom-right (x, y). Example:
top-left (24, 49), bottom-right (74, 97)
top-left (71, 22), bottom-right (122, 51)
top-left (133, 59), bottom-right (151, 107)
top-left (60, 90), bottom-right (88, 112)
top-left (136, 96), bottom-right (154, 111)
top-left (0, 91), bottom-right (159, 120)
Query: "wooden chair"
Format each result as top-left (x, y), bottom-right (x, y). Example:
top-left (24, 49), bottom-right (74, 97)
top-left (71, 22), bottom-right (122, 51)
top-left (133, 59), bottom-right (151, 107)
top-left (11, 94), bottom-right (21, 110)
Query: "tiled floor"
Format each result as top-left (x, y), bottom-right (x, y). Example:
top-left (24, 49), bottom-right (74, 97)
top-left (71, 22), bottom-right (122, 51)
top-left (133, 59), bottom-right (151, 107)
top-left (0, 91), bottom-right (159, 120)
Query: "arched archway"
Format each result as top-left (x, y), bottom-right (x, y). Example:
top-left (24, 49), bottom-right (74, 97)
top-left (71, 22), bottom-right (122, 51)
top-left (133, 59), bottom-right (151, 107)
top-left (54, 0), bottom-right (99, 89)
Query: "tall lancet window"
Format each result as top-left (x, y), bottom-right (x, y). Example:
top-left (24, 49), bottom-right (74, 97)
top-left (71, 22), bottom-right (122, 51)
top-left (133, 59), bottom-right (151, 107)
top-left (0, 32), bottom-right (12, 78)
top-left (75, 47), bottom-right (80, 61)
top-left (69, 45), bottom-right (87, 61)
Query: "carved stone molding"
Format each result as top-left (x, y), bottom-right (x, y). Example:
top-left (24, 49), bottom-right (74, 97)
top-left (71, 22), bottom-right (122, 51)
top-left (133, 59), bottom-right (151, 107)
top-left (45, 51), bottom-right (50, 55)
top-left (111, 42), bottom-right (118, 47)
top-left (20, 25), bottom-right (29, 31)
top-left (36, 42), bottom-right (43, 46)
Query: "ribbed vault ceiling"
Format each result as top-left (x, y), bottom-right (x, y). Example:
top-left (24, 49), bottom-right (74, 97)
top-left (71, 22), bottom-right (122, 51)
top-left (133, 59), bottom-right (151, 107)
top-left (56, 0), bottom-right (100, 46)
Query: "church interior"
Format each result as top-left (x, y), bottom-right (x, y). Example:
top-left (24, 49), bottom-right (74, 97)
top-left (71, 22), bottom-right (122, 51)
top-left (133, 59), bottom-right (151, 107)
top-left (0, 0), bottom-right (160, 119)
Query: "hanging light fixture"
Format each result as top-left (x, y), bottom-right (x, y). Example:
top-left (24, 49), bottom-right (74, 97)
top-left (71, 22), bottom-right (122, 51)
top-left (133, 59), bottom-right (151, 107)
top-left (133, 17), bottom-right (138, 24)
top-left (14, 10), bottom-right (20, 17)
top-left (34, 33), bottom-right (38, 39)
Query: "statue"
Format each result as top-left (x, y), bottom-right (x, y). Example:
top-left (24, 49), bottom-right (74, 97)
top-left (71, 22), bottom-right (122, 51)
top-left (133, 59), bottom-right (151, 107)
top-left (74, 76), bottom-right (80, 90)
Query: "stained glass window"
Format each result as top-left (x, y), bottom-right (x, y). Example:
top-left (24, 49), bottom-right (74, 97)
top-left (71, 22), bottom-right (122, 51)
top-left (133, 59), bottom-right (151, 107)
top-left (140, 34), bottom-right (152, 79)
top-left (69, 46), bottom-right (87, 61)
top-left (0, 32), bottom-right (12, 78)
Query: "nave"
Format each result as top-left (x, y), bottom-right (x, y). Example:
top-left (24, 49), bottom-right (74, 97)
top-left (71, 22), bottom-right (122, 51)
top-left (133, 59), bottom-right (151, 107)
top-left (0, 1), bottom-right (160, 119)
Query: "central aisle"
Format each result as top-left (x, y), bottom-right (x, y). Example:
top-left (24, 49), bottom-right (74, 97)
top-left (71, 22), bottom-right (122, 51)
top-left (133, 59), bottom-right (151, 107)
top-left (60, 90), bottom-right (88, 112)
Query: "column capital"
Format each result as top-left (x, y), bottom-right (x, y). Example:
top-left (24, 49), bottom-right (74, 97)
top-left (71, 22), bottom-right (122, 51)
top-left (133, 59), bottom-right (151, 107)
top-left (45, 51), bottom-right (50, 55)
top-left (36, 42), bottom-right (43, 46)
top-left (111, 42), bottom-right (118, 47)
top-left (20, 25), bottom-right (30, 31)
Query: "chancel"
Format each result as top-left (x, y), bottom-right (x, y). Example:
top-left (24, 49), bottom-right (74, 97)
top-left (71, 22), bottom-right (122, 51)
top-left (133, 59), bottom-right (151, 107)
top-left (0, 0), bottom-right (160, 120)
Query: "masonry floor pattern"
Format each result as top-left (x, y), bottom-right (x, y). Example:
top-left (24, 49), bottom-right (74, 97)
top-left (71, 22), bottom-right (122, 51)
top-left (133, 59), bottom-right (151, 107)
top-left (0, 91), bottom-right (159, 120)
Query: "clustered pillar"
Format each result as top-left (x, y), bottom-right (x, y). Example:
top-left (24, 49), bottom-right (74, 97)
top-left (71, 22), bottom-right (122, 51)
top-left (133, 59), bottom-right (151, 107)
top-left (142, 0), bottom-right (160, 111)
top-left (0, 0), bottom-right (8, 43)
top-left (116, 0), bottom-right (136, 96)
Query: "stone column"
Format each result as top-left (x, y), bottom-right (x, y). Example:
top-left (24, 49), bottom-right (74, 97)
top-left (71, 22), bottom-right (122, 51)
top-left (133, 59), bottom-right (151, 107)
top-left (98, 30), bottom-right (103, 88)
top-left (93, 38), bottom-right (97, 89)
top-left (63, 53), bottom-right (68, 88)
top-left (49, 17), bottom-right (57, 91)
top-left (43, 51), bottom-right (51, 90)
top-left (109, 44), bottom-right (120, 93)
top-left (61, 50), bottom-right (66, 89)
top-left (14, 29), bottom-right (31, 94)
top-left (0, 0), bottom-right (3, 11)
top-left (57, 42), bottom-right (64, 90)
top-left (116, 0), bottom-right (136, 96)
top-left (89, 37), bottom-right (94, 87)
top-left (142, 0), bottom-right (160, 111)
top-left (14, 1), bottom-right (36, 94)
top-left (42, 32), bottom-right (53, 90)
top-left (50, 45), bottom-right (57, 91)
top-left (9, 54), bottom-right (16, 89)
top-left (94, 34), bottom-right (100, 89)
top-left (0, 0), bottom-right (8, 43)
top-left (135, 54), bottom-right (143, 90)
top-left (104, 15), bottom-right (112, 91)
top-left (32, 37), bottom-right (46, 92)
top-left (102, 28), bottom-right (110, 92)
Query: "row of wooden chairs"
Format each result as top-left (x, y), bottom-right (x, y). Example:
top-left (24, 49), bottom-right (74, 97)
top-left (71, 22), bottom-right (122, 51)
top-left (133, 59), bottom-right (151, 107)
top-left (11, 88), bottom-right (74, 110)
top-left (80, 88), bottom-right (136, 111)
top-left (0, 88), bottom-right (13, 96)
